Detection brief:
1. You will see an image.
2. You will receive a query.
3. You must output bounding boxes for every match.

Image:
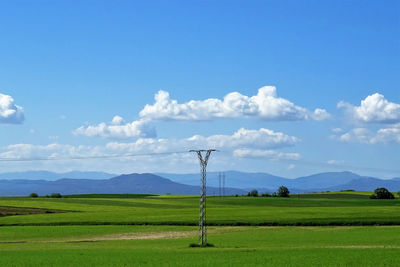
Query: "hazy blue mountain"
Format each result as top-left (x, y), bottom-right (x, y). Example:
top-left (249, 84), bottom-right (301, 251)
top-left (286, 171), bottom-right (361, 189)
top-left (1, 171), bottom-right (399, 196)
top-left (158, 171), bottom-right (400, 193)
top-left (157, 171), bottom-right (287, 189)
top-left (0, 171), bottom-right (116, 181)
top-left (327, 177), bottom-right (400, 192)
top-left (0, 173), bottom-right (246, 196)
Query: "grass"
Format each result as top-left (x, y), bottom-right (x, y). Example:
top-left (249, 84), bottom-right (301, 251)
top-left (0, 193), bottom-right (400, 226)
top-left (0, 192), bottom-right (399, 266)
top-left (0, 225), bottom-right (399, 266)
top-left (63, 194), bottom-right (157, 198)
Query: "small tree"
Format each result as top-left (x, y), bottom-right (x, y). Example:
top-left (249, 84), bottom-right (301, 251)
top-left (247, 189), bottom-right (258, 197)
top-left (29, 192), bottom-right (38, 198)
top-left (278, 186), bottom-right (290, 197)
top-left (370, 187), bottom-right (394, 199)
top-left (50, 193), bottom-right (62, 198)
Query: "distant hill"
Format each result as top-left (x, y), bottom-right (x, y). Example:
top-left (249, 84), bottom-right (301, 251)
top-left (157, 171), bottom-right (287, 189)
top-left (1, 170), bottom-right (400, 196)
top-left (0, 173), bottom-right (246, 196)
top-left (159, 171), bottom-right (400, 193)
top-left (327, 177), bottom-right (400, 192)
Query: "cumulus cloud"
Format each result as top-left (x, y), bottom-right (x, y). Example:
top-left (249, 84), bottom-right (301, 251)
top-left (106, 128), bottom-right (299, 154)
top-left (139, 86), bottom-right (330, 121)
top-left (73, 116), bottom-right (156, 139)
top-left (0, 93), bottom-right (24, 124)
top-left (233, 149), bottom-right (300, 161)
top-left (0, 143), bottom-right (104, 160)
top-left (3, 128), bottom-right (299, 162)
top-left (0, 127), bottom-right (300, 173)
top-left (338, 93), bottom-right (400, 124)
top-left (338, 124), bottom-right (400, 144)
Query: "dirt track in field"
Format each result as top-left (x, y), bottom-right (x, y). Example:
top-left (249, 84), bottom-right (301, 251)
top-left (82, 230), bottom-right (196, 241)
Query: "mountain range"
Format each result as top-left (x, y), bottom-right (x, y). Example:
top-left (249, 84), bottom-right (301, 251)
top-left (0, 170), bottom-right (399, 196)
top-left (0, 173), bottom-right (246, 196)
top-left (159, 171), bottom-right (400, 193)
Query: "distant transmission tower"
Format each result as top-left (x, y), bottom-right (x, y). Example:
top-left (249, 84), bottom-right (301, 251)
top-left (219, 172), bottom-right (222, 197)
top-left (222, 172), bottom-right (225, 196)
top-left (190, 149), bottom-right (217, 247)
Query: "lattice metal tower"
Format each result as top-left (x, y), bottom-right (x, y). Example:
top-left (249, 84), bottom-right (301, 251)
top-left (222, 172), bottom-right (225, 196)
top-left (219, 172), bottom-right (222, 197)
top-left (190, 149), bottom-right (216, 247)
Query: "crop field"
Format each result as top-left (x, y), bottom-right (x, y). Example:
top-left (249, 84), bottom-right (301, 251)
top-left (0, 193), bottom-right (399, 266)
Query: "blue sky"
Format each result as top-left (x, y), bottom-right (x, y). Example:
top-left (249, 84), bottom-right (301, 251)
top-left (0, 0), bottom-right (399, 178)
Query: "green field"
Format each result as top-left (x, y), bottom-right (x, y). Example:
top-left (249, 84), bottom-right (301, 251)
top-left (0, 192), bottom-right (399, 266)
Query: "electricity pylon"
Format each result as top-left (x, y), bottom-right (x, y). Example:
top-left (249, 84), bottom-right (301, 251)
top-left (190, 149), bottom-right (217, 247)
top-left (222, 172), bottom-right (225, 197)
top-left (220, 172), bottom-right (222, 197)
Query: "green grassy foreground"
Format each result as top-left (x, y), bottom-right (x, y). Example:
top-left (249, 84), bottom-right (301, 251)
top-left (0, 225), bottom-right (399, 266)
top-left (1, 193), bottom-right (400, 226)
top-left (0, 192), bottom-right (399, 266)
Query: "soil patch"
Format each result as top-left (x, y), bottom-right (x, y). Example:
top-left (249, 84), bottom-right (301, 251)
top-left (0, 206), bottom-right (61, 217)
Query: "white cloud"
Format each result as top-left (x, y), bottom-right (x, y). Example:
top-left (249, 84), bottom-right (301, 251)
top-left (139, 86), bottom-right (330, 121)
top-left (233, 149), bottom-right (300, 161)
top-left (327, 159), bottom-right (344, 165)
top-left (75, 86), bottom-right (329, 140)
top-left (0, 143), bottom-right (103, 160)
top-left (338, 124), bottom-right (400, 144)
top-left (339, 128), bottom-right (371, 143)
top-left (338, 93), bottom-right (400, 124)
top-left (105, 128), bottom-right (299, 154)
top-left (332, 128), bottom-right (343, 133)
top-left (373, 124), bottom-right (400, 144)
top-left (287, 164), bottom-right (296, 170)
top-left (0, 93), bottom-right (24, 124)
top-left (2, 128), bottom-right (299, 164)
top-left (312, 108), bottom-right (331, 121)
top-left (73, 116), bottom-right (156, 139)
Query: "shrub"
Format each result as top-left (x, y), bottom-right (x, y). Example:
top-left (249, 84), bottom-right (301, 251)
top-left (370, 188), bottom-right (394, 199)
top-left (261, 193), bottom-right (271, 197)
top-left (278, 186), bottom-right (290, 197)
top-left (247, 190), bottom-right (258, 197)
top-left (50, 193), bottom-right (62, 198)
top-left (29, 192), bottom-right (38, 198)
